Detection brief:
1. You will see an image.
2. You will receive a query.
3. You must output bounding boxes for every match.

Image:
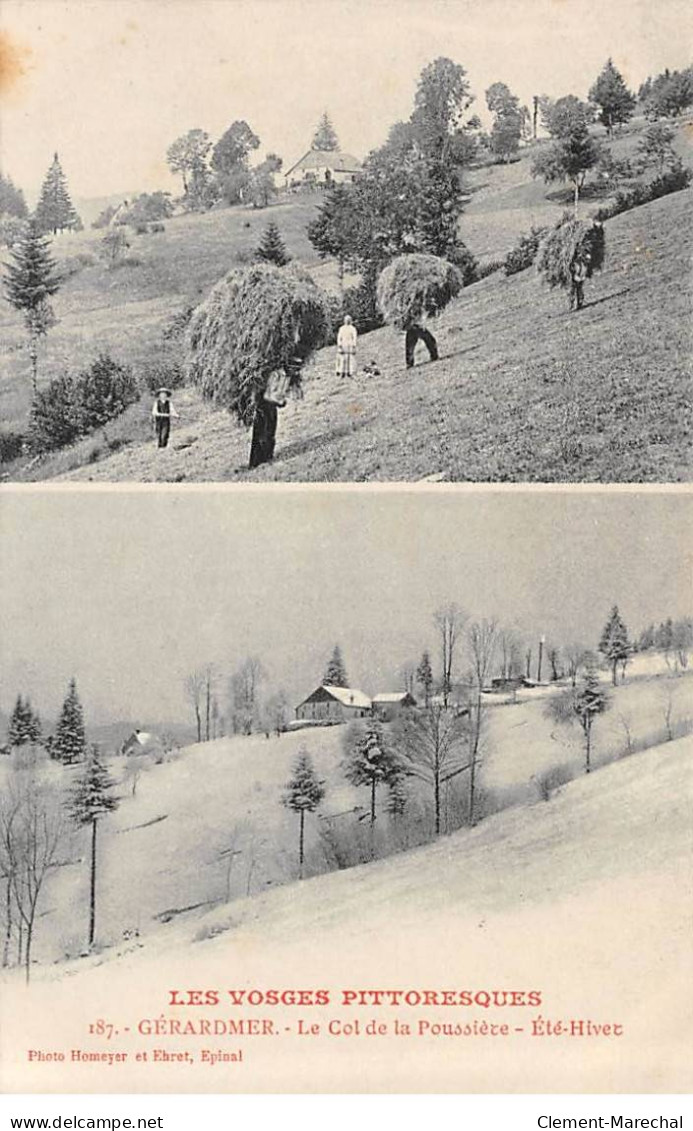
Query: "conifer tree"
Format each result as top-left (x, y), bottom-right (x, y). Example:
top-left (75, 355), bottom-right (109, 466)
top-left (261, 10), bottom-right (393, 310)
top-left (282, 748), bottom-right (325, 878)
top-left (589, 59), bottom-right (636, 136)
top-left (7, 695), bottom-right (42, 747)
top-left (3, 219), bottom-right (61, 393)
top-left (416, 651), bottom-right (434, 707)
top-left (255, 221), bottom-right (290, 266)
top-left (599, 605), bottom-right (630, 685)
top-left (323, 644), bottom-right (349, 687)
top-left (570, 667), bottom-right (610, 773)
top-left (34, 153), bottom-right (81, 235)
top-left (311, 112), bottom-right (339, 152)
top-left (52, 678), bottom-right (86, 764)
top-left (68, 745), bottom-right (119, 948)
top-left (342, 722), bottom-right (402, 858)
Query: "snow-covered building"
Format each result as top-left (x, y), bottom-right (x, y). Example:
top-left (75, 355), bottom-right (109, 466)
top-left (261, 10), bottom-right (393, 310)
top-left (120, 729), bottom-right (162, 756)
top-left (284, 149), bottom-right (362, 189)
top-left (295, 685), bottom-right (371, 724)
top-left (372, 692), bottom-right (417, 719)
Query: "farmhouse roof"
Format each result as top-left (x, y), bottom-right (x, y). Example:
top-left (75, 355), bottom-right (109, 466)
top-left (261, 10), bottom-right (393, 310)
top-left (372, 692), bottom-right (415, 704)
top-left (285, 149), bottom-right (362, 177)
top-left (298, 685), bottom-right (372, 709)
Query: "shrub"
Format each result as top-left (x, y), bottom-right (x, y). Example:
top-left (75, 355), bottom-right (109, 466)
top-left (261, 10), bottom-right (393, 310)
top-left (133, 222), bottom-right (150, 235)
top-left (504, 226), bottom-right (548, 276)
top-left (76, 353), bottom-right (140, 431)
top-left (376, 253), bottom-right (464, 330)
top-left (593, 163), bottom-right (692, 221)
top-left (30, 374), bottom-right (81, 452)
top-left (0, 428), bottom-right (25, 463)
top-left (475, 259), bottom-right (504, 281)
top-left (342, 276), bottom-right (383, 334)
top-left (57, 252), bottom-right (97, 280)
top-left (150, 222), bottom-right (166, 234)
top-left (186, 263), bottom-right (331, 425)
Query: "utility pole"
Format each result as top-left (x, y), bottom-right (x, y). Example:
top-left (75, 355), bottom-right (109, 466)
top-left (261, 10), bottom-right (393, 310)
top-left (537, 635), bottom-right (545, 683)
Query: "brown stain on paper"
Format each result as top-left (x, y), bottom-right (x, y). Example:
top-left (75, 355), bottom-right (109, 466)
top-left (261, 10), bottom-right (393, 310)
top-left (0, 31), bottom-right (32, 97)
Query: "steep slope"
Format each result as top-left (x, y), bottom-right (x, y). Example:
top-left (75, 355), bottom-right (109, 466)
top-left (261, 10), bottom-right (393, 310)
top-left (55, 188), bottom-right (692, 483)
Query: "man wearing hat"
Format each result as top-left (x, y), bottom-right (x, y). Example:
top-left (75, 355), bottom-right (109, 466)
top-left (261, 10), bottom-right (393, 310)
top-left (151, 387), bottom-right (179, 449)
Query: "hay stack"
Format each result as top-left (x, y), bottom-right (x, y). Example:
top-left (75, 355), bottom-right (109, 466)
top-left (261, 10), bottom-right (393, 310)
top-left (536, 217), bottom-right (605, 290)
top-left (376, 254), bottom-right (464, 330)
top-left (186, 264), bottom-right (330, 425)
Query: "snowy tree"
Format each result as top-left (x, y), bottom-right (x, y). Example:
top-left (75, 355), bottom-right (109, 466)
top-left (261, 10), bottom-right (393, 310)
top-left (467, 618), bottom-right (498, 823)
top-left (547, 666), bottom-right (610, 774)
top-left (434, 604), bottom-right (466, 707)
top-left (323, 645), bottom-right (349, 687)
top-left (311, 112), bottom-right (339, 152)
top-left (3, 218), bottom-right (61, 393)
top-left (416, 650), bottom-right (433, 707)
top-left (599, 605), bottom-right (630, 685)
top-left (67, 745), bottom-right (119, 948)
top-left (341, 721), bottom-right (402, 857)
top-left (7, 696), bottom-right (41, 748)
top-left (51, 678), bottom-right (86, 764)
top-left (255, 222), bottom-right (290, 266)
top-left (34, 153), bottom-right (81, 235)
top-left (588, 59), bottom-right (636, 135)
top-left (282, 748), bottom-right (325, 878)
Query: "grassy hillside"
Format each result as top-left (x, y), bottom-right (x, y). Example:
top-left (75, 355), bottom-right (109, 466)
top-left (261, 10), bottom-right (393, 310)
top-left (4, 668), bottom-right (689, 969)
top-left (2, 115), bottom-right (691, 482)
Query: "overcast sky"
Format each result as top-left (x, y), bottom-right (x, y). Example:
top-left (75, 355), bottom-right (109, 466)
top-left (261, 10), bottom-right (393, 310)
top-left (1, 0), bottom-right (691, 202)
top-left (0, 488), bottom-right (690, 726)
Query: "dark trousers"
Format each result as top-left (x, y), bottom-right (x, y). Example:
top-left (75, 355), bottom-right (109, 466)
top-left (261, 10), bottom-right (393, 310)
top-left (570, 280), bottom-right (585, 310)
top-left (155, 416), bottom-right (170, 448)
top-left (405, 325), bottom-right (438, 368)
top-left (249, 399), bottom-right (278, 469)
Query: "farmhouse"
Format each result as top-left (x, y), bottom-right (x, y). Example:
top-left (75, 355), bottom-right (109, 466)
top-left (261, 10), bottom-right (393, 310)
top-left (284, 149), bottom-right (362, 189)
top-left (295, 685), bottom-right (371, 724)
top-left (121, 729), bottom-right (162, 756)
top-left (372, 692), bottom-right (417, 719)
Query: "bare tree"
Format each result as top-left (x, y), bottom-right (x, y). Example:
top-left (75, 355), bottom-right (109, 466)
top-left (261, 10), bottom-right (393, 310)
top-left (564, 643), bottom-right (588, 688)
top-left (394, 705), bottom-right (470, 836)
top-left (202, 663), bottom-right (217, 741)
top-left (185, 669), bottom-right (204, 742)
top-left (399, 662), bottom-right (416, 697)
top-left (467, 618), bottom-right (498, 825)
top-left (3, 776), bottom-right (62, 982)
top-left (434, 604), bottom-right (466, 708)
top-left (229, 656), bottom-right (267, 734)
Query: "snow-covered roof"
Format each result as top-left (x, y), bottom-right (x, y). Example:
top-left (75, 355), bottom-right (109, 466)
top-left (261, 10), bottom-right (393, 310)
top-left (285, 149), bottom-right (362, 176)
top-left (321, 685), bottom-right (371, 709)
top-left (373, 692), bottom-right (413, 704)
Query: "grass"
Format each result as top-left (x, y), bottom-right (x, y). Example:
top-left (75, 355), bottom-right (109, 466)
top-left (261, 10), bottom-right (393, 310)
top-left (2, 114), bottom-right (691, 482)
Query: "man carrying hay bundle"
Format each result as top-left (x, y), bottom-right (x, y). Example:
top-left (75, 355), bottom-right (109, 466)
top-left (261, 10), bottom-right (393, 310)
top-left (186, 263), bottom-right (330, 469)
top-left (536, 217), bottom-right (605, 312)
top-left (376, 253), bottom-right (463, 370)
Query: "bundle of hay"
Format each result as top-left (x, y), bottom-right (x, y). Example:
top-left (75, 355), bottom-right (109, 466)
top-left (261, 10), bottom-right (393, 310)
top-left (376, 253), bottom-right (464, 330)
top-left (186, 264), bottom-right (330, 425)
top-left (536, 217), bottom-right (605, 290)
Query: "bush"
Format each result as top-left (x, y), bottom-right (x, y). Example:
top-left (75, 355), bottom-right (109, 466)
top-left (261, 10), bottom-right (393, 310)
top-left (30, 374), bottom-right (81, 452)
top-left (475, 259), bottom-right (504, 281)
top-left (0, 428), bottom-right (25, 463)
top-left (593, 163), bottom-right (692, 221)
top-left (150, 222), bottom-right (166, 234)
top-left (342, 277), bottom-right (383, 334)
top-left (76, 354), bottom-right (140, 431)
top-left (133, 222), bottom-right (150, 235)
top-left (504, 226), bottom-right (548, 276)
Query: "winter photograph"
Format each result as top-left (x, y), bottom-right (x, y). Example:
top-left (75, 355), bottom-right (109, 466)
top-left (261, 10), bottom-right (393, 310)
top-left (0, 0), bottom-right (691, 483)
top-left (0, 486), bottom-right (691, 1092)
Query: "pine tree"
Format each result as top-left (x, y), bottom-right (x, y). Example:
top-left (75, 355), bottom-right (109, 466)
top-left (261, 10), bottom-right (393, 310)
top-left (52, 678), bottom-right (86, 764)
top-left (68, 745), bottom-right (119, 947)
top-left (3, 218), bottom-right (61, 393)
top-left (282, 748), bottom-right (325, 878)
top-left (571, 667), bottom-right (610, 773)
top-left (589, 59), bottom-right (636, 136)
top-left (416, 650), bottom-right (434, 707)
top-left (342, 722), bottom-right (402, 858)
top-left (7, 695), bottom-right (41, 747)
top-left (323, 644), bottom-right (348, 687)
top-left (34, 153), bottom-right (81, 235)
top-left (255, 221), bottom-right (290, 266)
top-left (599, 605), bottom-right (630, 685)
top-left (311, 112), bottom-right (339, 152)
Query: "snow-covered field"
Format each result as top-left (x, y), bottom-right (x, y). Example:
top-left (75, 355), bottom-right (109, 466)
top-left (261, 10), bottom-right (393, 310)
top-left (2, 730), bottom-right (691, 1093)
